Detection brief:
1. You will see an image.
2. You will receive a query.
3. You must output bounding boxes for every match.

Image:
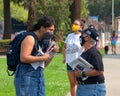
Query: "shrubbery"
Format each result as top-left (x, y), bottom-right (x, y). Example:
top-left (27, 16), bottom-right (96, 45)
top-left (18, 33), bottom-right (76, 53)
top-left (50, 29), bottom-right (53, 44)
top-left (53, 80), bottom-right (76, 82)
top-left (98, 48), bottom-right (105, 56)
top-left (0, 39), bottom-right (105, 57)
top-left (57, 41), bottom-right (64, 53)
top-left (0, 39), bottom-right (11, 55)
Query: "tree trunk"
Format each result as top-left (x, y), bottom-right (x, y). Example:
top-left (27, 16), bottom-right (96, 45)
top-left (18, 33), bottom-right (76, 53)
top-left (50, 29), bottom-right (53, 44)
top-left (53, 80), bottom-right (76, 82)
top-left (69, 0), bottom-right (82, 23)
top-left (3, 0), bottom-right (11, 39)
top-left (27, 1), bottom-right (36, 31)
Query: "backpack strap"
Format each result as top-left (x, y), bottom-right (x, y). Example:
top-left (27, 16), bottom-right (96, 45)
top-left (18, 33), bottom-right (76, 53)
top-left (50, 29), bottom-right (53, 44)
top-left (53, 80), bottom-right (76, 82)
top-left (25, 32), bottom-right (40, 56)
top-left (7, 70), bottom-right (15, 76)
top-left (7, 32), bottom-right (40, 76)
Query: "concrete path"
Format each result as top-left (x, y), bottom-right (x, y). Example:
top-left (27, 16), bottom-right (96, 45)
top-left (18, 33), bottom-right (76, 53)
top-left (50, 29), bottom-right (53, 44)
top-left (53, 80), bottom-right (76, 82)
top-left (104, 54), bottom-right (120, 96)
top-left (66, 38), bottom-right (120, 96)
top-left (103, 42), bottom-right (120, 96)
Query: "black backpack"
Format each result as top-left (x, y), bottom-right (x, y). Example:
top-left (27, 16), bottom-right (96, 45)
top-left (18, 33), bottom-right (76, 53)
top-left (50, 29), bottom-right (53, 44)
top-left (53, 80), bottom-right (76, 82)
top-left (6, 32), bottom-right (38, 76)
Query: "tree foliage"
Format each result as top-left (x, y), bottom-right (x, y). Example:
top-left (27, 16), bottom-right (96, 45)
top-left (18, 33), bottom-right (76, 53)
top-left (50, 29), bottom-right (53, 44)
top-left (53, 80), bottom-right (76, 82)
top-left (11, 2), bottom-right (28, 22)
top-left (88, 0), bottom-right (105, 20)
top-left (0, 0), bottom-right (4, 20)
top-left (88, 0), bottom-right (120, 21)
top-left (81, 0), bottom-right (89, 19)
top-left (36, 0), bottom-right (71, 37)
top-left (11, 0), bottom-right (89, 36)
top-left (2, 0), bottom-right (89, 39)
top-left (0, 1), bottom-right (28, 22)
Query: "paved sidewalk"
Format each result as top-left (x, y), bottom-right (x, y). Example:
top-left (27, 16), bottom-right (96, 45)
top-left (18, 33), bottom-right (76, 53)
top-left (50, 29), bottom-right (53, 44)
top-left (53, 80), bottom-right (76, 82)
top-left (103, 41), bottom-right (120, 96)
top-left (104, 54), bottom-right (120, 96)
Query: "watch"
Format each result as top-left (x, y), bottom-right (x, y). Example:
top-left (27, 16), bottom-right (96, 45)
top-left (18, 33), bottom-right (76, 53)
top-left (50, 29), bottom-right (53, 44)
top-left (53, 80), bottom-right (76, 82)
top-left (81, 71), bottom-right (86, 77)
top-left (82, 71), bottom-right (86, 77)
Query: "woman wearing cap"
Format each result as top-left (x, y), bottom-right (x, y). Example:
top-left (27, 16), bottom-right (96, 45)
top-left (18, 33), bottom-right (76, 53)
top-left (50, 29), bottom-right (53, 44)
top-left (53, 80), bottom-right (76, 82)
top-left (75, 28), bottom-right (106, 96)
top-left (62, 19), bottom-right (84, 96)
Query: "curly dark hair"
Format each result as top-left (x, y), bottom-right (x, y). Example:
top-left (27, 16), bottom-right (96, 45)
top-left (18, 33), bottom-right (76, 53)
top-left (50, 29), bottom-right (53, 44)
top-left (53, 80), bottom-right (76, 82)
top-left (30, 16), bottom-right (55, 31)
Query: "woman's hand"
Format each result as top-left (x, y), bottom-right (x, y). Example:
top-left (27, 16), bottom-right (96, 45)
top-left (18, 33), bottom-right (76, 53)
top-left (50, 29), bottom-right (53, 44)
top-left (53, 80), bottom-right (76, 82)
top-left (75, 67), bottom-right (82, 78)
top-left (52, 44), bottom-right (59, 53)
top-left (42, 52), bottom-right (51, 61)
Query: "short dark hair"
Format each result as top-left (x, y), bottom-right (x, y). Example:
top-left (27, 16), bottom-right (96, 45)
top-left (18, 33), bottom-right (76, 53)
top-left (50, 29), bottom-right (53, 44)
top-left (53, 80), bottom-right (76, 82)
top-left (30, 16), bottom-right (55, 31)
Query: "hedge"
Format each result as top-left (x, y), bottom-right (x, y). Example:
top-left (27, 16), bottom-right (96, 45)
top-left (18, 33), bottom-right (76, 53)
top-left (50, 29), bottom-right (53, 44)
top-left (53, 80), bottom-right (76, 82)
top-left (0, 39), bottom-right (11, 55)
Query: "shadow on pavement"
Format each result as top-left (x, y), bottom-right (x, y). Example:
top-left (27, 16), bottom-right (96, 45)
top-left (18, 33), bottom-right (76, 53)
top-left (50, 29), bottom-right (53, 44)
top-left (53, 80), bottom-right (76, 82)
top-left (103, 54), bottom-right (120, 59)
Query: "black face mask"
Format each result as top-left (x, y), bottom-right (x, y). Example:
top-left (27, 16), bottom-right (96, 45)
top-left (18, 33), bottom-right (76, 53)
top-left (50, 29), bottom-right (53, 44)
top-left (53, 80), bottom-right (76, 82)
top-left (41, 32), bottom-right (54, 52)
top-left (43, 32), bottom-right (54, 41)
top-left (79, 36), bottom-right (86, 46)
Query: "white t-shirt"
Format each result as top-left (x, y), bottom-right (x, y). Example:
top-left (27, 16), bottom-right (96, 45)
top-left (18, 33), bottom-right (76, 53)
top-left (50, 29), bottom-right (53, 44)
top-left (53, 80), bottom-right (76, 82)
top-left (65, 33), bottom-right (84, 64)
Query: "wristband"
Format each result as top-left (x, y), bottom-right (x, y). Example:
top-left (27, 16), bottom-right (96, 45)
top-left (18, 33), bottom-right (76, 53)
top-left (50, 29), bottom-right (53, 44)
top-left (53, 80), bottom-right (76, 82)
top-left (80, 71), bottom-right (83, 77)
top-left (80, 71), bottom-right (86, 77)
top-left (82, 71), bottom-right (86, 77)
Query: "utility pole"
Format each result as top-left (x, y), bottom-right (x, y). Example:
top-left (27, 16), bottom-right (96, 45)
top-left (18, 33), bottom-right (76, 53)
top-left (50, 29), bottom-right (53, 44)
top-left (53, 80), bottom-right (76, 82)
top-left (112, 0), bottom-right (114, 32)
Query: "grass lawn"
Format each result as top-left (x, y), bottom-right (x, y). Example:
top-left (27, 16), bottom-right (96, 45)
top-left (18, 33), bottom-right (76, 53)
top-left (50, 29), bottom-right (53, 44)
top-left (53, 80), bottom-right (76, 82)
top-left (0, 54), bottom-right (69, 96)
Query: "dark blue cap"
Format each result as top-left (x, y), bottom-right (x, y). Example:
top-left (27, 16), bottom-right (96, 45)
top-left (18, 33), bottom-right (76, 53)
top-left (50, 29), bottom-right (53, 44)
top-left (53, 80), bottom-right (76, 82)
top-left (83, 28), bottom-right (99, 41)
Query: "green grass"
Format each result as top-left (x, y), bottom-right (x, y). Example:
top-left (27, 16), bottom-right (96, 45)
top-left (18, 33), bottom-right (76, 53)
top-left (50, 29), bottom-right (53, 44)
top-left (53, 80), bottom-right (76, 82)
top-left (99, 49), bottom-right (105, 56)
top-left (0, 54), bottom-right (69, 96)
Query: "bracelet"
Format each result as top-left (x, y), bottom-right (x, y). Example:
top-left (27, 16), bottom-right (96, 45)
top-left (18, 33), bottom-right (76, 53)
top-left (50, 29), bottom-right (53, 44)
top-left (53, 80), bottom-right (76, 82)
top-left (82, 71), bottom-right (86, 77)
top-left (80, 71), bottom-right (86, 77)
top-left (80, 71), bottom-right (83, 77)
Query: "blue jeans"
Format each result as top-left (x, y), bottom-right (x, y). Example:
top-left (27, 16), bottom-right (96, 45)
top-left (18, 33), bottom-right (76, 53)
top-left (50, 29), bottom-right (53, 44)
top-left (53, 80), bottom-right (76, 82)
top-left (14, 64), bottom-right (45, 96)
top-left (76, 83), bottom-right (106, 96)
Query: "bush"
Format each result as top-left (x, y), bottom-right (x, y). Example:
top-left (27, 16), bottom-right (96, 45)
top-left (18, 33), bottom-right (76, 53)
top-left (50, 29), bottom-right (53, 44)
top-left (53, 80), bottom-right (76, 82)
top-left (0, 39), bottom-right (65, 55)
top-left (98, 48), bottom-right (105, 56)
top-left (0, 39), bottom-right (11, 55)
top-left (0, 39), bottom-right (11, 46)
top-left (57, 41), bottom-right (64, 53)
